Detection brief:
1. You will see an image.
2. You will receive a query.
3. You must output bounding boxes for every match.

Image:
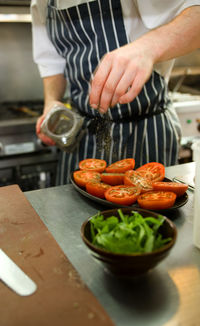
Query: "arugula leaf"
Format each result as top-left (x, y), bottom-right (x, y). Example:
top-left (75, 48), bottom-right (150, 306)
top-left (89, 209), bottom-right (172, 254)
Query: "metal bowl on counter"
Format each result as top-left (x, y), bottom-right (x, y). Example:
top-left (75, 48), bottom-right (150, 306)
top-left (81, 207), bottom-right (177, 277)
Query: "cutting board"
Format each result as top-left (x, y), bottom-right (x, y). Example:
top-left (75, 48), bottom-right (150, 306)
top-left (0, 185), bottom-right (115, 326)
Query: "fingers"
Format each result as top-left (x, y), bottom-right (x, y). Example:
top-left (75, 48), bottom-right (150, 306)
top-left (110, 69), bottom-right (137, 107)
top-left (92, 68), bottom-right (126, 113)
top-left (36, 115), bottom-right (44, 134)
top-left (36, 115), bottom-right (55, 146)
top-left (118, 73), bottom-right (145, 105)
top-left (90, 62), bottom-right (139, 112)
top-left (90, 53), bottom-right (131, 112)
top-left (89, 54), bottom-right (112, 111)
top-left (38, 133), bottom-right (56, 146)
top-left (89, 45), bottom-right (154, 112)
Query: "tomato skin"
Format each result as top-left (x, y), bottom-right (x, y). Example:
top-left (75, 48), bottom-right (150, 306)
top-left (137, 191), bottom-right (177, 210)
top-left (79, 158), bottom-right (107, 173)
top-left (105, 159), bottom-right (135, 173)
top-left (152, 182), bottom-right (188, 197)
top-left (73, 170), bottom-right (101, 188)
top-left (136, 162), bottom-right (165, 182)
top-left (124, 170), bottom-right (153, 193)
top-left (100, 173), bottom-right (125, 186)
top-left (86, 181), bottom-right (111, 199)
top-left (105, 185), bottom-right (141, 206)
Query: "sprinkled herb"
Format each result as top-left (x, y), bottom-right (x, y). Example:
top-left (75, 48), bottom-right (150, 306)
top-left (93, 113), bottom-right (112, 160)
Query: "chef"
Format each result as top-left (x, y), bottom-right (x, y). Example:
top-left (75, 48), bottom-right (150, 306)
top-left (31, 0), bottom-right (200, 184)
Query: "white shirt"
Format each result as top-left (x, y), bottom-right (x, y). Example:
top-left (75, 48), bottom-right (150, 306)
top-left (31, 0), bottom-right (200, 80)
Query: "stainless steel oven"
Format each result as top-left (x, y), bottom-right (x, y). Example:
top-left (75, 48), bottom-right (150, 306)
top-left (0, 101), bottom-right (59, 191)
top-left (171, 93), bottom-right (200, 163)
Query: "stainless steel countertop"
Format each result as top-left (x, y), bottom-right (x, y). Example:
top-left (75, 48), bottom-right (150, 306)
top-left (25, 162), bottom-right (200, 326)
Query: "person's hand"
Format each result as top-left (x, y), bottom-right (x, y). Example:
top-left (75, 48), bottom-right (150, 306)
top-left (36, 100), bottom-right (63, 146)
top-left (89, 41), bottom-right (154, 114)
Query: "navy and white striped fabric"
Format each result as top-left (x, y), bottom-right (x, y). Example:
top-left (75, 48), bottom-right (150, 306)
top-left (47, 0), bottom-right (181, 184)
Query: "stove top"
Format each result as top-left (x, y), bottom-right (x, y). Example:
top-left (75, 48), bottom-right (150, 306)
top-left (0, 101), bottom-right (44, 121)
top-left (0, 101), bottom-right (44, 137)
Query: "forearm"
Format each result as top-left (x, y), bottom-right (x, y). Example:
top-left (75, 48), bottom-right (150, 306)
top-left (136, 6), bottom-right (200, 64)
top-left (43, 74), bottom-right (67, 114)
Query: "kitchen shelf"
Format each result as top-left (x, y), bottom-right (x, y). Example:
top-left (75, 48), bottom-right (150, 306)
top-left (0, 13), bottom-right (31, 22)
top-left (0, 5), bottom-right (31, 22)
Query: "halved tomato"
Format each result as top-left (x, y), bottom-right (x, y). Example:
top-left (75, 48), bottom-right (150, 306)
top-left (137, 191), bottom-right (177, 210)
top-left (105, 185), bottom-right (141, 206)
top-left (100, 173), bottom-right (125, 186)
top-left (86, 181), bottom-right (111, 199)
top-left (79, 158), bottom-right (107, 173)
top-left (105, 158), bottom-right (135, 173)
top-left (152, 181), bottom-right (188, 197)
top-left (124, 170), bottom-right (153, 193)
top-left (136, 162), bottom-right (165, 182)
top-left (73, 170), bottom-right (101, 188)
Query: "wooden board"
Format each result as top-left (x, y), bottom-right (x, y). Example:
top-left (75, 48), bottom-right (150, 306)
top-left (0, 185), bottom-right (115, 326)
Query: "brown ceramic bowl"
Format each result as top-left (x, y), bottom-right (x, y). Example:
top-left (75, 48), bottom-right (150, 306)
top-left (81, 207), bottom-right (177, 277)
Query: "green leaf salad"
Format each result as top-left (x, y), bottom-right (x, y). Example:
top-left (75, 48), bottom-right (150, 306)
top-left (89, 209), bottom-right (171, 254)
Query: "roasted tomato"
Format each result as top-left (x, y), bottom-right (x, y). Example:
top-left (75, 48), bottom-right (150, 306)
top-left (137, 191), bottom-right (177, 210)
top-left (136, 162), bottom-right (165, 182)
top-left (152, 181), bottom-right (188, 197)
top-left (79, 158), bottom-right (107, 173)
top-left (105, 158), bottom-right (135, 173)
top-left (86, 181), bottom-right (111, 199)
top-left (100, 173), bottom-right (125, 186)
top-left (73, 170), bottom-right (101, 188)
top-left (105, 185), bottom-right (141, 206)
top-left (124, 170), bottom-right (153, 193)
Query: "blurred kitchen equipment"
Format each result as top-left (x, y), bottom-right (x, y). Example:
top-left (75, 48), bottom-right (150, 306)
top-left (0, 249), bottom-right (37, 296)
top-left (169, 63), bottom-right (200, 163)
top-left (0, 101), bottom-right (58, 191)
top-left (192, 140), bottom-right (200, 249)
top-left (170, 92), bottom-right (200, 162)
top-left (41, 101), bottom-right (85, 152)
top-left (171, 95), bottom-right (200, 138)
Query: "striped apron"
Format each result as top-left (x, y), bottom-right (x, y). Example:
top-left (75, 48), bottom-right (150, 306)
top-left (47, 0), bottom-right (182, 184)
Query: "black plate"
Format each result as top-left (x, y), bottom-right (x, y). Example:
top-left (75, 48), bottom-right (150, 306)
top-left (70, 173), bottom-right (188, 211)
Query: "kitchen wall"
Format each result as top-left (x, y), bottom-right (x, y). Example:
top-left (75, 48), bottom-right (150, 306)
top-left (0, 22), bottom-right (43, 102)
